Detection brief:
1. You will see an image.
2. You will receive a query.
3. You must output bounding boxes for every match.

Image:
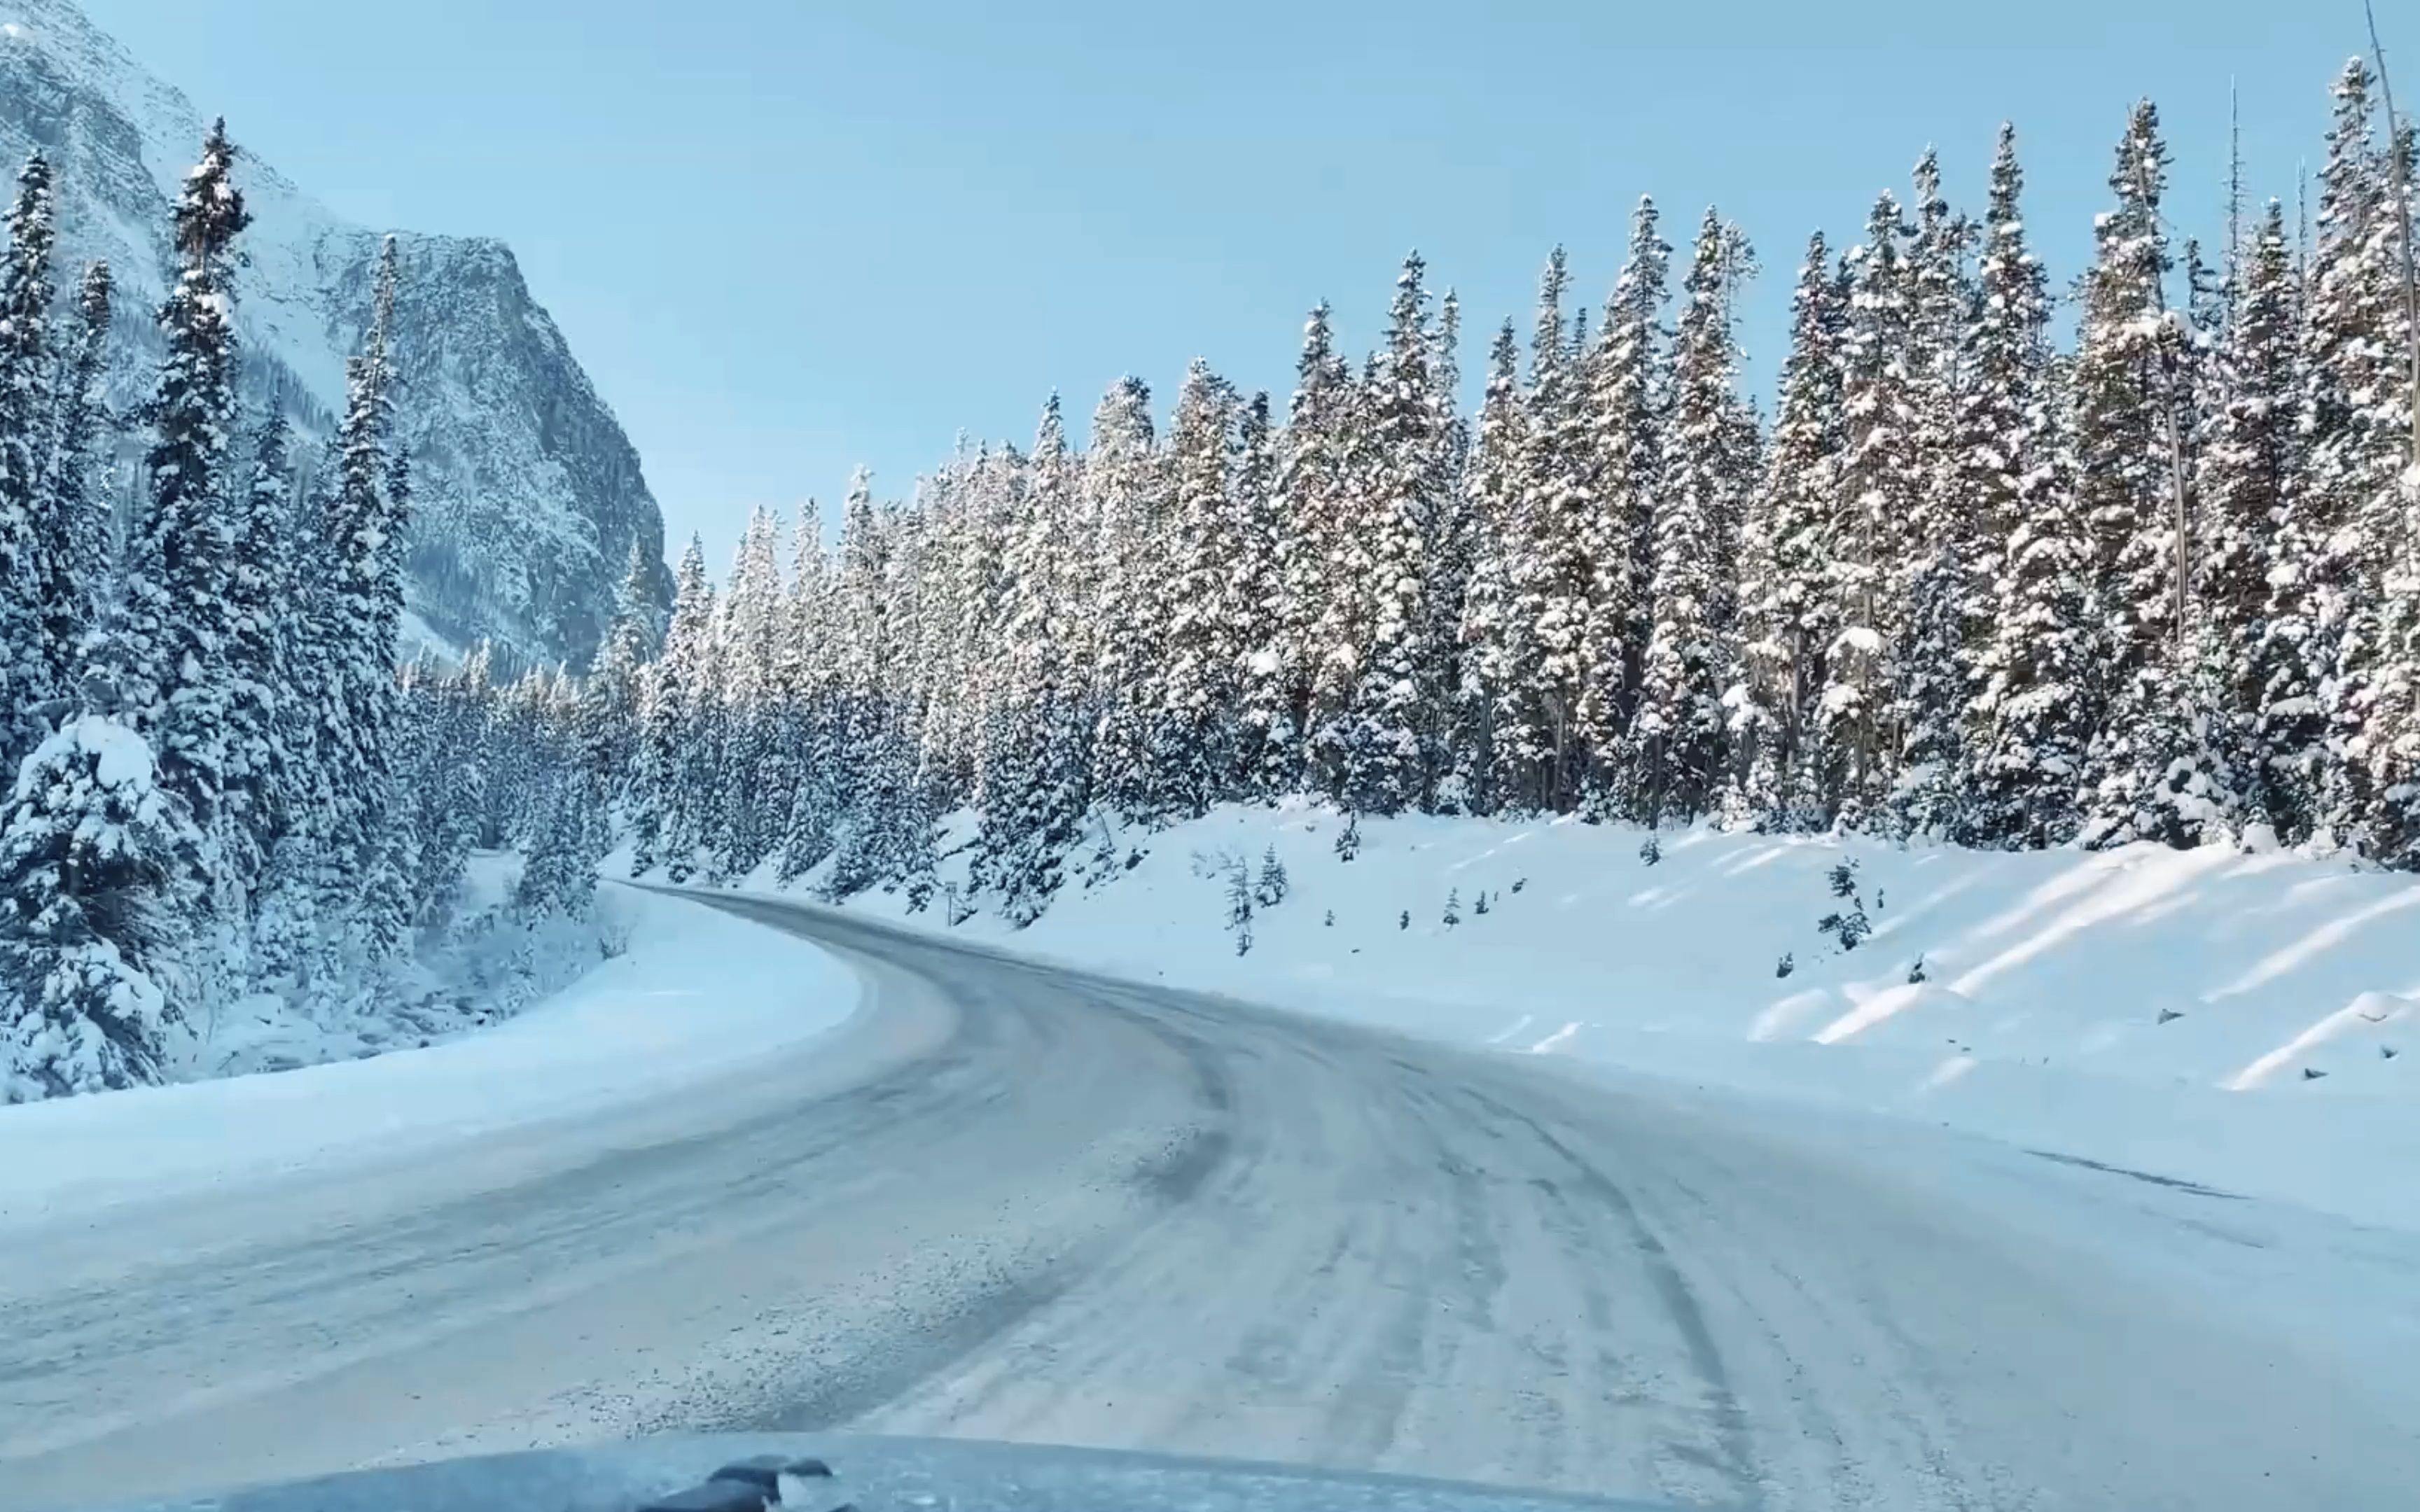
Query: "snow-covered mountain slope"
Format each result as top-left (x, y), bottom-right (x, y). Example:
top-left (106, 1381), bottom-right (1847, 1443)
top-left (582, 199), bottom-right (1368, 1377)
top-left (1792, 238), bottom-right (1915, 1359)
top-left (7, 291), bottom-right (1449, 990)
top-left (771, 802), bottom-right (2420, 1232)
top-left (0, 0), bottom-right (669, 668)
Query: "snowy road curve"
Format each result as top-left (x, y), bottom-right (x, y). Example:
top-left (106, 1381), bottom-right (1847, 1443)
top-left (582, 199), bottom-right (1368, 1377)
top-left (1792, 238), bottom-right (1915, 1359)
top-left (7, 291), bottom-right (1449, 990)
top-left (1, 894), bottom-right (2409, 1511)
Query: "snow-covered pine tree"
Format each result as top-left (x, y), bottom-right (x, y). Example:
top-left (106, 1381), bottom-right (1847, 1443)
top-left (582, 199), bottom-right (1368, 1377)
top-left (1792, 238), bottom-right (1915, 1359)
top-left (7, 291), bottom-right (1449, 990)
top-left (2365, 106), bottom-right (2420, 864)
top-left (823, 468), bottom-right (905, 878)
top-left (515, 764), bottom-right (605, 922)
top-left (1633, 209), bottom-right (1754, 824)
top-left (1225, 391), bottom-right (1288, 797)
top-left (1339, 254), bottom-right (1449, 816)
top-left (251, 448), bottom-right (341, 995)
top-left (973, 398), bottom-right (1093, 915)
top-left (2286, 62), bottom-right (2419, 856)
top-left (1890, 148), bottom-right (1980, 837)
top-left (1155, 358), bottom-right (1244, 816)
top-left (1965, 125), bottom-right (2098, 848)
top-left (2071, 101), bottom-right (2213, 848)
top-left (576, 539), bottom-right (658, 805)
top-left (0, 715), bottom-right (205, 1100)
top-left (457, 645), bottom-right (530, 847)
top-left (2197, 201), bottom-right (2304, 835)
top-left (1734, 231), bottom-right (1846, 830)
top-left (1822, 190), bottom-right (1915, 830)
top-left (320, 234), bottom-right (415, 958)
top-left (1082, 377), bottom-right (1169, 818)
top-left (1706, 223), bottom-right (1765, 822)
top-left (1416, 293), bottom-right (1476, 809)
top-left (124, 121), bottom-right (253, 844)
top-left (403, 651), bottom-right (487, 925)
top-left (1512, 246), bottom-right (1599, 812)
top-left (218, 412), bottom-right (295, 885)
top-left (939, 442), bottom-right (1019, 799)
top-left (711, 505), bottom-right (788, 878)
top-left (775, 498), bottom-right (845, 883)
top-left (1272, 305), bottom-right (1356, 797)
top-left (630, 538), bottom-right (700, 874)
top-left (1581, 198), bottom-right (1674, 816)
top-left (34, 260), bottom-right (111, 722)
top-left (0, 151), bottom-right (57, 764)
top-left (654, 534), bottom-right (723, 881)
top-left (1455, 321), bottom-right (1529, 814)
top-left (823, 710), bottom-right (936, 903)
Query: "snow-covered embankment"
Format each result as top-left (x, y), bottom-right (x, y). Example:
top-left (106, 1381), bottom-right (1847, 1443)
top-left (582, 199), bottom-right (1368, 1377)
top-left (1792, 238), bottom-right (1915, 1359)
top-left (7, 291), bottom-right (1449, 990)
top-left (0, 887), bottom-right (862, 1228)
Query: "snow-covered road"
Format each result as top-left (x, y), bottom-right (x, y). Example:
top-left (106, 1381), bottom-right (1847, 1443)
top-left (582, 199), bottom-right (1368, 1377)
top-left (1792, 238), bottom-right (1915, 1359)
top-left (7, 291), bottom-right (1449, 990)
top-left (4, 894), bottom-right (2412, 1511)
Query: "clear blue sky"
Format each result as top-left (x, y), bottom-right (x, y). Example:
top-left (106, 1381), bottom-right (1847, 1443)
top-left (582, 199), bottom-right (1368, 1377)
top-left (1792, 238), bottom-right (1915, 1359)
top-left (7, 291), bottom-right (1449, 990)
top-left (82, 0), bottom-right (2399, 566)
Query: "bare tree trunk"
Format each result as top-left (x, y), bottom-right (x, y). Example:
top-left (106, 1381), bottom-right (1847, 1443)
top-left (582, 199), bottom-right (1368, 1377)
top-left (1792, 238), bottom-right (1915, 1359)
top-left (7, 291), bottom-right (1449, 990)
top-left (2165, 340), bottom-right (2195, 682)
top-left (2369, 0), bottom-right (2420, 487)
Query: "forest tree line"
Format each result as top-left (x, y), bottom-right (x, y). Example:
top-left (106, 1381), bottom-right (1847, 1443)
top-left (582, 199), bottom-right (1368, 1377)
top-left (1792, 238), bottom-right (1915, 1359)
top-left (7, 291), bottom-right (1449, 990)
top-left (604, 61), bottom-right (2419, 927)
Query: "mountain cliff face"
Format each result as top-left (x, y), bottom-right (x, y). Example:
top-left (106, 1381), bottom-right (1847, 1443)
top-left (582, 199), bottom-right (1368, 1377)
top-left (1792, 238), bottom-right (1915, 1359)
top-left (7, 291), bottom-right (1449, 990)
top-left (0, 0), bottom-right (670, 668)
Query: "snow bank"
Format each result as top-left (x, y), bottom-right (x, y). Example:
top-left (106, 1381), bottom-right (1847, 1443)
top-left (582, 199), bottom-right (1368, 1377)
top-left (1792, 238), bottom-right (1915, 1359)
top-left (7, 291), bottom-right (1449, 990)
top-left (812, 803), bottom-right (2420, 1229)
top-left (0, 887), bottom-right (861, 1226)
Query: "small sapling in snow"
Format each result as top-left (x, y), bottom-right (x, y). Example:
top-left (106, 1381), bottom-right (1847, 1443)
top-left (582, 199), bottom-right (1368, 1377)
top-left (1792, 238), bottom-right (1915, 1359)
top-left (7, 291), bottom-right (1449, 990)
top-left (1253, 846), bottom-right (1290, 906)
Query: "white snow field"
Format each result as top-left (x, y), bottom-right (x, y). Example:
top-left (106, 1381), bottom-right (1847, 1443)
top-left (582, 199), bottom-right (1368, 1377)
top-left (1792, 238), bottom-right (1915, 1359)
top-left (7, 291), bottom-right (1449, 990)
top-left (0, 885), bottom-right (863, 1229)
top-left (801, 802), bottom-right (2420, 1233)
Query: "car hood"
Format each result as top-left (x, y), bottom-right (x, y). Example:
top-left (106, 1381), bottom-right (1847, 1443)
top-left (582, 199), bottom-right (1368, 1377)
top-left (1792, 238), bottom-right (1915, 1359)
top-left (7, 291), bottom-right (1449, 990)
top-left (74, 1433), bottom-right (1679, 1512)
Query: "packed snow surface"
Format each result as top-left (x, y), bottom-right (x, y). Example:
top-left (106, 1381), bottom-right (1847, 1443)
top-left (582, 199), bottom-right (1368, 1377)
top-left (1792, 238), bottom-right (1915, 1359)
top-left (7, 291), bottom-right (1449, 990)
top-left (0, 886), bottom-right (862, 1227)
top-left (789, 802), bottom-right (2420, 1231)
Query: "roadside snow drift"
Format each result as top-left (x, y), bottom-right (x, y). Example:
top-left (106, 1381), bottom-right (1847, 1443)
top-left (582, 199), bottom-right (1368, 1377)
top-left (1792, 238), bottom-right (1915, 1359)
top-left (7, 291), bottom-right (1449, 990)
top-left (793, 803), bottom-right (2420, 1229)
top-left (0, 887), bottom-right (861, 1226)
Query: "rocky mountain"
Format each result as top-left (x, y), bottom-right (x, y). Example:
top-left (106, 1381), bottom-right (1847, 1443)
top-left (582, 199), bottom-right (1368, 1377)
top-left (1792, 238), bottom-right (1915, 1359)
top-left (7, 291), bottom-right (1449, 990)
top-left (0, 0), bottom-right (669, 669)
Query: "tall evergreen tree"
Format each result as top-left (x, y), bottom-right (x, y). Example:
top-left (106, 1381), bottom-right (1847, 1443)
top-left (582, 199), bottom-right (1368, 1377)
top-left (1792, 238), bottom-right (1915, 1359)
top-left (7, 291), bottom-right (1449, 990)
top-left (1226, 391), bottom-right (1288, 796)
top-left (2286, 62), bottom-right (2419, 854)
top-left (1083, 377), bottom-right (1167, 817)
top-left (1634, 210), bottom-right (1753, 824)
top-left (1457, 321), bottom-right (1529, 813)
top-left (124, 121), bottom-right (252, 836)
top-left (322, 234), bottom-right (410, 953)
top-left (1272, 305), bottom-right (1356, 794)
top-left (643, 535), bottom-right (721, 880)
top-left (973, 400), bottom-right (1085, 903)
top-left (1514, 246), bottom-right (1599, 811)
top-left (2197, 202), bottom-right (2304, 832)
top-left (1822, 190), bottom-right (1916, 827)
top-left (33, 260), bottom-right (111, 713)
top-left (1156, 358), bottom-right (1243, 815)
top-left (1580, 198), bottom-right (1674, 815)
top-left (2071, 101), bottom-right (2211, 846)
top-left (0, 151), bottom-right (56, 762)
top-left (578, 540), bottom-right (658, 802)
top-left (1966, 125), bottom-right (2096, 847)
top-left (220, 412), bottom-right (295, 882)
top-left (712, 505), bottom-right (788, 876)
top-left (1891, 148), bottom-right (1980, 836)
top-left (1734, 232), bottom-right (1846, 828)
top-left (1339, 253), bottom-right (1449, 815)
